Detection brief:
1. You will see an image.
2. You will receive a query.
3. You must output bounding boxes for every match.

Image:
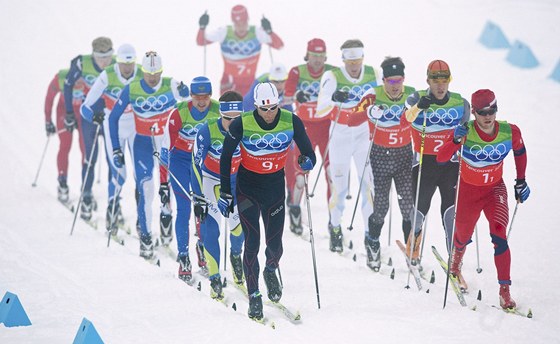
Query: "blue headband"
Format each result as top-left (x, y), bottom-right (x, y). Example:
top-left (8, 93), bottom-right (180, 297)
top-left (219, 101), bottom-right (243, 114)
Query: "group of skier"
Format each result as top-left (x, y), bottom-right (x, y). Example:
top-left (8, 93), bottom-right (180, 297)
top-left (42, 4), bottom-right (530, 321)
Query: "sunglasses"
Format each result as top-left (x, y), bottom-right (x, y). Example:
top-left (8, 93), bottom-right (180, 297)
top-left (258, 104), bottom-right (278, 112)
top-left (476, 107), bottom-right (497, 116)
top-left (344, 58), bottom-right (363, 66)
top-left (385, 77), bottom-right (404, 85)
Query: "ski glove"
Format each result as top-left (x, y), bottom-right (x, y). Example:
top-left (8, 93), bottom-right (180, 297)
top-left (92, 111), bottom-right (105, 125)
top-left (332, 90), bottom-right (349, 103)
top-left (218, 192), bottom-right (234, 218)
top-left (64, 111), bottom-right (77, 132)
top-left (193, 196), bottom-right (208, 222)
top-left (113, 148), bottom-right (125, 168)
top-left (159, 183), bottom-right (170, 204)
top-left (199, 12), bottom-right (209, 29)
top-left (453, 124), bottom-right (469, 144)
top-left (416, 95), bottom-right (433, 110)
top-left (45, 121), bottom-right (56, 136)
top-left (261, 17), bottom-right (272, 34)
top-left (514, 179), bottom-right (530, 203)
top-left (367, 105), bottom-right (385, 121)
top-left (177, 81), bottom-right (189, 98)
top-left (296, 90), bottom-right (310, 103)
top-left (298, 155), bottom-right (314, 171)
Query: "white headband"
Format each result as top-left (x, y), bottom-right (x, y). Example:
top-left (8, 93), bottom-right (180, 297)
top-left (341, 47), bottom-right (364, 60)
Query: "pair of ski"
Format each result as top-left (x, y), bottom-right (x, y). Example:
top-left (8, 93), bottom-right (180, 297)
top-left (432, 246), bottom-right (532, 318)
top-left (231, 280), bottom-right (301, 326)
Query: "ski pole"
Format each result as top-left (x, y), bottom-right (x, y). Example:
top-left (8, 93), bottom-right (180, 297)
top-left (31, 136), bottom-right (51, 187)
top-left (70, 124), bottom-right (102, 236)
top-left (96, 135), bottom-right (102, 184)
top-left (406, 113), bottom-right (428, 289)
top-left (304, 173), bottom-right (321, 309)
top-left (507, 202), bottom-right (520, 240)
top-left (223, 219), bottom-right (228, 271)
top-left (387, 183), bottom-right (393, 246)
top-left (443, 141), bottom-right (465, 309)
top-left (345, 174), bottom-right (352, 200)
top-left (106, 166), bottom-right (127, 248)
top-left (347, 121), bottom-right (378, 231)
top-left (474, 225), bottom-right (482, 273)
top-left (310, 102), bottom-right (343, 197)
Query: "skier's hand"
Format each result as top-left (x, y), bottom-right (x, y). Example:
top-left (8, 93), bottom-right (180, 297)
top-left (112, 148), bottom-right (125, 168)
top-left (177, 81), bottom-right (189, 98)
top-left (298, 155), bottom-right (314, 171)
top-left (64, 111), bottom-right (77, 132)
top-left (331, 90), bottom-right (349, 103)
top-left (159, 183), bottom-right (170, 204)
top-left (92, 111), bottom-right (105, 125)
top-left (416, 95), bottom-right (432, 110)
top-left (193, 197), bottom-right (208, 222)
top-left (218, 192), bottom-right (234, 218)
top-left (199, 12), bottom-right (209, 29)
top-left (514, 179), bottom-right (530, 203)
top-left (45, 121), bottom-right (56, 136)
top-left (453, 123), bottom-right (469, 144)
top-left (367, 105), bottom-right (385, 121)
top-left (295, 90), bottom-right (310, 103)
top-left (261, 16), bottom-right (272, 34)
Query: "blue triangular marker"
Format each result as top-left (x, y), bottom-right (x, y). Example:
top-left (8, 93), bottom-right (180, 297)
top-left (506, 40), bottom-right (539, 68)
top-left (549, 59), bottom-right (560, 83)
top-left (72, 317), bottom-right (104, 344)
top-left (479, 21), bottom-right (510, 49)
top-left (0, 291), bottom-right (32, 327)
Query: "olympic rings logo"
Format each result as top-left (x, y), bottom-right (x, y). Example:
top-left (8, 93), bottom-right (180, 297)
top-left (381, 104), bottom-right (405, 121)
top-left (109, 86), bottom-right (123, 98)
top-left (299, 81), bottom-right (321, 98)
top-left (181, 122), bottom-right (204, 137)
top-left (426, 107), bottom-right (460, 125)
top-left (210, 140), bottom-right (240, 155)
top-left (224, 40), bottom-right (258, 55)
top-left (469, 143), bottom-right (508, 161)
top-left (84, 74), bottom-right (97, 85)
top-left (248, 132), bottom-right (290, 149)
top-left (134, 94), bottom-right (170, 112)
top-left (340, 84), bottom-right (374, 101)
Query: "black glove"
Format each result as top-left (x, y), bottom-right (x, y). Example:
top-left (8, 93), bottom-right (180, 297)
top-left (332, 90), bottom-right (349, 103)
top-left (64, 111), bottom-right (77, 132)
top-left (199, 12), bottom-right (209, 29)
top-left (261, 17), bottom-right (272, 34)
top-left (113, 148), bottom-right (125, 168)
top-left (514, 179), bottom-right (530, 203)
top-left (45, 121), bottom-right (56, 136)
top-left (92, 111), bottom-right (105, 125)
top-left (159, 183), bottom-right (170, 204)
top-left (218, 192), bottom-right (234, 218)
top-left (193, 198), bottom-right (208, 222)
top-left (296, 90), bottom-right (310, 103)
top-left (416, 95), bottom-right (433, 110)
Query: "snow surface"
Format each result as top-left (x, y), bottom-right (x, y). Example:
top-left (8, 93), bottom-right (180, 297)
top-left (1, 0), bottom-right (560, 343)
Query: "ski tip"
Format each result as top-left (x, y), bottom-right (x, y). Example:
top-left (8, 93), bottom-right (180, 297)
top-left (477, 290), bottom-right (482, 301)
top-left (430, 270), bottom-right (435, 284)
top-left (387, 257), bottom-right (393, 266)
top-left (232, 302), bottom-right (237, 311)
top-left (425, 289), bottom-right (430, 294)
top-left (352, 254), bottom-right (357, 262)
top-left (390, 268), bottom-right (395, 280)
top-left (527, 308), bottom-right (533, 318)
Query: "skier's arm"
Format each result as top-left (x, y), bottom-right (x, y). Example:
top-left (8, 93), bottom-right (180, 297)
top-left (436, 137), bottom-right (461, 163)
top-left (256, 26), bottom-right (283, 49)
top-left (220, 117), bottom-right (243, 194)
top-left (292, 114), bottom-right (317, 166)
top-left (196, 26), bottom-right (227, 46)
top-left (190, 125), bottom-right (211, 196)
top-left (108, 85), bottom-right (130, 151)
top-left (160, 108), bottom-right (182, 184)
top-left (63, 56), bottom-right (82, 113)
top-left (45, 74), bottom-right (60, 123)
top-left (315, 71), bottom-right (337, 119)
top-left (511, 124), bottom-right (527, 180)
top-left (81, 71), bottom-right (109, 122)
top-left (283, 66), bottom-right (300, 100)
top-left (404, 91), bottom-right (421, 122)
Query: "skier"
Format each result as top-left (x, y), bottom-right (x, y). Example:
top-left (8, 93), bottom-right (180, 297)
top-left (63, 36), bottom-right (115, 221)
top-left (436, 89), bottom-right (529, 310)
top-left (283, 38), bottom-right (334, 235)
top-left (44, 68), bottom-right (85, 203)
top-left (316, 39), bottom-right (380, 253)
top-left (160, 76), bottom-right (219, 281)
top-left (358, 57), bottom-right (415, 271)
top-left (241, 63), bottom-right (292, 112)
top-left (109, 51), bottom-right (189, 260)
top-left (191, 91), bottom-right (245, 299)
top-left (196, 5), bottom-right (284, 95)
top-left (404, 60), bottom-right (470, 265)
top-left (80, 43), bottom-right (143, 234)
top-left (218, 82), bottom-right (316, 321)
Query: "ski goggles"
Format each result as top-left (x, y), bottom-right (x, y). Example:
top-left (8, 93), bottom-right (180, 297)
top-left (476, 106), bottom-right (497, 116)
top-left (384, 77), bottom-right (404, 85)
top-left (258, 104), bottom-right (278, 112)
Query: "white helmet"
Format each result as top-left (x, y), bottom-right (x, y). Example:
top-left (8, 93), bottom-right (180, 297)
top-left (253, 82), bottom-right (279, 106)
top-left (142, 51), bottom-right (163, 74)
top-left (116, 44), bottom-right (136, 64)
top-left (268, 63), bottom-right (288, 81)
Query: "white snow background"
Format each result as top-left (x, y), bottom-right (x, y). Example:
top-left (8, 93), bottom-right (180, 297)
top-left (1, 0), bottom-right (559, 343)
